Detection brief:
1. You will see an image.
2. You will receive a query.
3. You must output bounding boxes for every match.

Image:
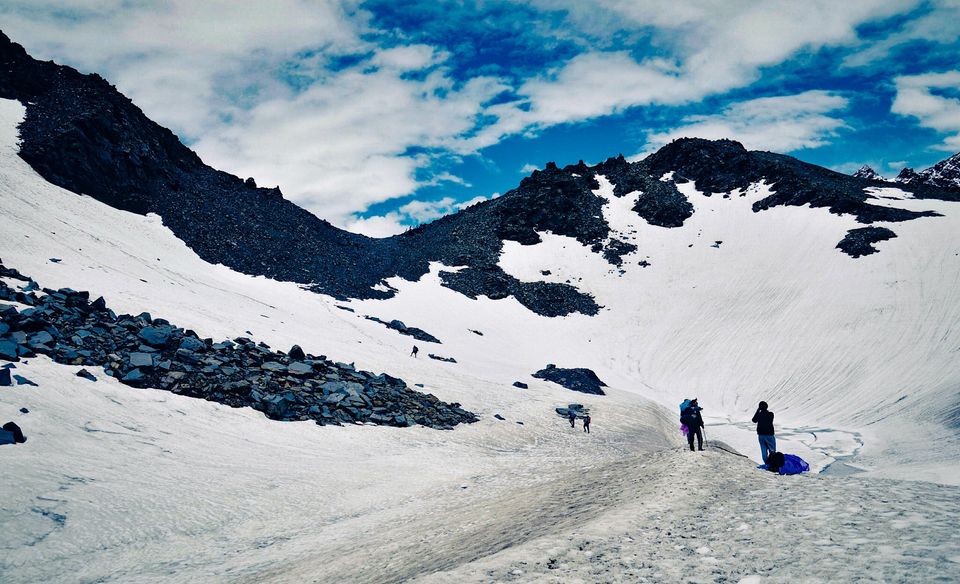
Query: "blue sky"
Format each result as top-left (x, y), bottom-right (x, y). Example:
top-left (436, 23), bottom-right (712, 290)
top-left (2, 0), bottom-right (960, 235)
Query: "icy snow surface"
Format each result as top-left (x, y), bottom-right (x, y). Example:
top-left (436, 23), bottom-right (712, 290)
top-left (2, 97), bottom-right (960, 582)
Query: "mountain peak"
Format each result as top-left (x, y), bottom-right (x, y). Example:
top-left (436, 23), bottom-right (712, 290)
top-left (852, 165), bottom-right (884, 181)
top-left (894, 151), bottom-right (960, 189)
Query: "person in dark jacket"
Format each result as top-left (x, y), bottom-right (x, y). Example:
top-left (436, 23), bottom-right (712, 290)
top-left (568, 410), bottom-right (577, 428)
top-left (583, 414), bottom-right (591, 433)
top-left (752, 401), bottom-right (776, 464)
top-left (681, 399), bottom-right (704, 451)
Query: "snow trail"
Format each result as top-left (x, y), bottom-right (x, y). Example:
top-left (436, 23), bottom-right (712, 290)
top-left (416, 448), bottom-right (960, 584)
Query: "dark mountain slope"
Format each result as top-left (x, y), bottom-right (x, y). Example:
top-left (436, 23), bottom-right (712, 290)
top-left (644, 138), bottom-right (956, 222)
top-left (0, 31), bottom-right (601, 315)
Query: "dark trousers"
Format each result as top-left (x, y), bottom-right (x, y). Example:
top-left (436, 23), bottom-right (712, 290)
top-left (583, 423), bottom-right (590, 433)
top-left (687, 427), bottom-right (703, 450)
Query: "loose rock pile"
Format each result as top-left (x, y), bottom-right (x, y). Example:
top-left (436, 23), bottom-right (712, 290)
top-left (533, 364), bottom-right (607, 395)
top-left (0, 261), bottom-right (477, 429)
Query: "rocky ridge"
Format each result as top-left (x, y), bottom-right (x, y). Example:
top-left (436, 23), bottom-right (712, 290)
top-left (895, 152), bottom-right (960, 190)
top-left (852, 165), bottom-right (884, 181)
top-left (3, 31), bottom-right (960, 316)
top-left (0, 260), bottom-right (477, 429)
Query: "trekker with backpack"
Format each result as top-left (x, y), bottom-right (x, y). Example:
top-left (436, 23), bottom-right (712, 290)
top-left (411, 345), bottom-right (419, 358)
top-left (752, 401), bottom-right (776, 464)
top-left (583, 414), bottom-right (591, 433)
top-left (568, 409), bottom-right (577, 428)
top-left (680, 399), bottom-right (704, 451)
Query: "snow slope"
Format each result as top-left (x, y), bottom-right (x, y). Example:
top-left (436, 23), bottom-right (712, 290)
top-left (2, 96), bottom-right (960, 582)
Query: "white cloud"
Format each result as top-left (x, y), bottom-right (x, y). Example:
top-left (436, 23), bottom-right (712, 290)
top-left (193, 62), bottom-right (506, 222)
top-left (892, 70), bottom-right (960, 151)
top-left (640, 91), bottom-right (850, 155)
top-left (342, 213), bottom-right (406, 238)
top-left (519, 163), bottom-right (540, 174)
top-left (842, 0), bottom-right (960, 68)
top-left (342, 192), bottom-right (500, 237)
top-left (473, 0), bottom-right (916, 143)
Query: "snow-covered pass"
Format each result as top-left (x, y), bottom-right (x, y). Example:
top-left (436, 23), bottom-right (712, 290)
top-left (2, 32), bottom-right (960, 582)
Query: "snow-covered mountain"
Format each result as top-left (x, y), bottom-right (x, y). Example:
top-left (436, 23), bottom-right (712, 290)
top-left (2, 31), bottom-right (960, 583)
top-left (852, 164), bottom-right (885, 181)
top-left (895, 152), bottom-right (960, 189)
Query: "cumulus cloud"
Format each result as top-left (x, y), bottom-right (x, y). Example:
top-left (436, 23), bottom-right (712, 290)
top-left (842, 0), bottom-right (960, 69)
top-left (640, 91), bottom-right (850, 155)
top-left (892, 70), bottom-right (960, 151)
top-left (342, 192), bottom-right (499, 237)
top-left (471, 0), bottom-right (915, 144)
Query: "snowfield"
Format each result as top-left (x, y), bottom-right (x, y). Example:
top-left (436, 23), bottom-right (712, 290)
top-left (2, 97), bottom-right (960, 582)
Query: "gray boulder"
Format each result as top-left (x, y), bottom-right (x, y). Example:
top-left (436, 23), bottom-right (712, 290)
top-left (179, 336), bottom-right (206, 352)
top-left (27, 330), bottom-right (55, 348)
top-left (0, 340), bottom-right (19, 362)
top-left (122, 368), bottom-right (145, 383)
top-left (139, 325), bottom-right (173, 347)
top-left (288, 345), bottom-right (306, 360)
top-left (128, 352), bottom-right (154, 368)
top-left (287, 362), bottom-right (312, 376)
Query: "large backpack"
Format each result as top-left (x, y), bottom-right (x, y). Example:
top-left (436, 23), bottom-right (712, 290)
top-left (680, 406), bottom-right (698, 426)
top-left (779, 454), bottom-right (810, 475)
top-left (766, 451), bottom-right (785, 472)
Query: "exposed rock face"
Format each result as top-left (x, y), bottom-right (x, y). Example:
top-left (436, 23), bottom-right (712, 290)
top-left (533, 365), bottom-right (607, 395)
top-left (836, 227), bottom-right (898, 258)
top-left (896, 153), bottom-right (960, 190)
top-left (644, 138), bottom-right (949, 223)
top-left (895, 167), bottom-right (921, 184)
top-left (363, 317), bottom-right (442, 344)
top-left (852, 165), bottom-right (884, 181)
top-left (0, 260), bottom-right (477, 429)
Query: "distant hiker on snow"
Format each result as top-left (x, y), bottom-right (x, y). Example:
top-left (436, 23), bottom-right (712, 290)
top-left (568, 409), bottom-right (577, 428)
top-left (752, 401), bottom-right (776, 464)
top-left (680, 399), bottom-right (704, 451)
top-left (411, 345), bottom-right (419, 358)
top-left (583, 414), bottom-right (591, 433)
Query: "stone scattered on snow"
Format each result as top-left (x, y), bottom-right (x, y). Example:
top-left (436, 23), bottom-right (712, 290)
top-left (534, 364), bottom-right (607, 395)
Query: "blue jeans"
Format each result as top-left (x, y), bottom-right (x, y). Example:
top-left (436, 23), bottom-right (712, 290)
top-left (759, 435), bottom-right (777, 463)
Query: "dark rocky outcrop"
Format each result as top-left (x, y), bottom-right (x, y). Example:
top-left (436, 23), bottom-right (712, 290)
top-left (895, 153), bottom-right (960, 190)
top-left (533, 365), bottom-right (607, 395)
top-left (644, 138), bottom-right (950, 223)
top-left (0, 261), bottom-right (476, 429)
top-left (852, 165), bottom-right (884, 181)
top-left (836, 227), bottom-right (898, 258)
top-left (363, 316), bottom-right (442, 343)
top-left (428, 354), bottom-right (457, 363)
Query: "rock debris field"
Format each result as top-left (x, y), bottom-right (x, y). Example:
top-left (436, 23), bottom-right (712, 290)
top-left (0, 260), bottom-right (476, 429)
